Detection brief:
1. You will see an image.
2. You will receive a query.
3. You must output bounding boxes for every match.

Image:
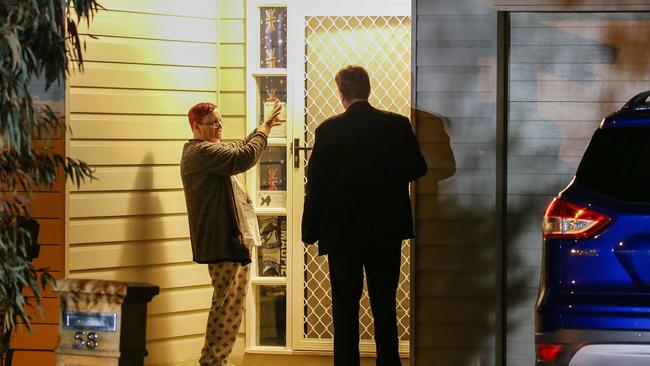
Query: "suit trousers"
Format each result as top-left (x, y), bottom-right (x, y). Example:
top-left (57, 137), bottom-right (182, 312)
top-left (327, 243), bottom-right (402, 366)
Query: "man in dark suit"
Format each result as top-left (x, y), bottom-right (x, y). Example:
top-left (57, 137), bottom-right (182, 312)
top-left (302, 65), bottom-right (428, 366)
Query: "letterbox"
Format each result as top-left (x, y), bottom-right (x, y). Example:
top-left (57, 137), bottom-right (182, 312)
top-left (55, 279), bottom-right (159, 366)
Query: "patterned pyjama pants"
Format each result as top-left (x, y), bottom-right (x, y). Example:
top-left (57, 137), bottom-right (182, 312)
top-left (199, 262), bottom-right (250, 366)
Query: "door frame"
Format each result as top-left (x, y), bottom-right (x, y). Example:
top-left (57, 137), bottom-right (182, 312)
top-left (244, 0), bottom-right (412, 354)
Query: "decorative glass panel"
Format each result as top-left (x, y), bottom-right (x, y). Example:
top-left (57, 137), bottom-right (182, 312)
top-left (257, 216), bottom-right (287, 277)
top-left (257, 146), bottom-right (287, 208)
top-left (260, 7), bottom-right (287, 68)
top-left (256, 76), bottom-right (287, 137)
top-left (256, 285), bottom-right (286, 346)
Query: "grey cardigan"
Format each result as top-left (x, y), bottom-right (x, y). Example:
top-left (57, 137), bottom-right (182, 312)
top-left (180, 130), bottom-right (268, 264)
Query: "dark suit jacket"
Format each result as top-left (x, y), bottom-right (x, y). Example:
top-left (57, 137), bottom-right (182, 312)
top-left (301, 101), bottom-right (428, 255)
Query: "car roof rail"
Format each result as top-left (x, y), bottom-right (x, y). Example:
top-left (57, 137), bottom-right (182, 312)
top-left (622, 90), bottom-right (650, 110)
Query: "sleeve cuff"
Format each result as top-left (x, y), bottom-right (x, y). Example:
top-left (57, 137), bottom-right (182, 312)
top-left (255, 128), bottom-right (269, 138)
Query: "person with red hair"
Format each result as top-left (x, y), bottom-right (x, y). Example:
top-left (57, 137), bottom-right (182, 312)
top-left (181, 101), bottom-right (284, 365)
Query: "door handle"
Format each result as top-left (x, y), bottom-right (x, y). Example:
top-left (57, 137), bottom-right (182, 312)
top-left (292, 138), bottom-right (312, 168)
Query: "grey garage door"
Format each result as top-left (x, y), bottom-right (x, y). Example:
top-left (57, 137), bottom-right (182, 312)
top-left (507, 12), bottom-right (650, 366)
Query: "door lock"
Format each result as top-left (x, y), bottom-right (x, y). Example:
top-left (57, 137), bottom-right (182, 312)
top-left (292, 138), bottom-right (312, 168)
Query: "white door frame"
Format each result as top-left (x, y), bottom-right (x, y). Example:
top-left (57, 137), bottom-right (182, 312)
top-left (245, 0), bottom-right (411, 354)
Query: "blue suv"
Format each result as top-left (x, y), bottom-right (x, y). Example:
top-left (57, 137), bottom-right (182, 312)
top-left (536, 91), bottom-right (650, 365)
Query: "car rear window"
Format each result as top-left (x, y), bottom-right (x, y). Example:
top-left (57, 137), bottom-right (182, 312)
top-left (576, 127), bottom-right (650, 203)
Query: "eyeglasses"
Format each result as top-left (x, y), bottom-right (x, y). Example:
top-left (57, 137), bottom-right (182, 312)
top-left (199, 120), bottom-right (222, 128)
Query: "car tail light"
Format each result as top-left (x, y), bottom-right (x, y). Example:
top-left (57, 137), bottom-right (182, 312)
top-left (543, 198), bottom-right (611, 239)
top-left (536, 343), bottom-right (562, 361)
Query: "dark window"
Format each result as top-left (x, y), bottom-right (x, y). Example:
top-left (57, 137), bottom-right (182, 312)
top-left (576, 127), bottom-right (650, 203)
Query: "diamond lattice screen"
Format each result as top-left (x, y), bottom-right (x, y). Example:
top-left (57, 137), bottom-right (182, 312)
top-left (303, 16), bottom-right (411, 341)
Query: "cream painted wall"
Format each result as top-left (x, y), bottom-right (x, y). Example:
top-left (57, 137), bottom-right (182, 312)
top-left (66, 0), bottom-right (247, 364)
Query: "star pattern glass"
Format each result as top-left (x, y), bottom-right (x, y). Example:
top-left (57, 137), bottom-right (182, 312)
top-left (260, 7), bottom-right (287, 68)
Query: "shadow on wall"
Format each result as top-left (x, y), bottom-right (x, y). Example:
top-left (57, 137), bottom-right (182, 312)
top-left (413, 108), bottom-right (533, 366)
top-left (125, 152), bottom-right (167, 275)
top-left (122, 152), bottom-right (179, 364)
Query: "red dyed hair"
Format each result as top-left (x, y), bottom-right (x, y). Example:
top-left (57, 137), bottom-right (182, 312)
top-left (187, 102), bottom-right (216, 127)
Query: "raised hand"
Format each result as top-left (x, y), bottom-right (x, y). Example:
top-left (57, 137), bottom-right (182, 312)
top-left (265, 101), bottom-right (286, 128)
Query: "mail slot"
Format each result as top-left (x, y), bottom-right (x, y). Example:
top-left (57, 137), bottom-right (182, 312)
top-left (55, 279), bottom-right (159, 366)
